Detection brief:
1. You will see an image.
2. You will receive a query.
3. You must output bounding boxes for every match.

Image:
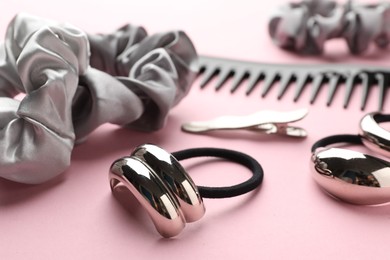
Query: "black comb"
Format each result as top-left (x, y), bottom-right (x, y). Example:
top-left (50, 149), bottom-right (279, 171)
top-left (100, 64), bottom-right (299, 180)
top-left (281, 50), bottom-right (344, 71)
top-left (198, 55), bottom-right (390, 110)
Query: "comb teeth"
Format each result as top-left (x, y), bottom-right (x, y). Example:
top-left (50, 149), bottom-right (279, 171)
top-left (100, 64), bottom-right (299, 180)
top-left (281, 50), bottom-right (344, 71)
top-left (198, 55), bottom-right (390, 110)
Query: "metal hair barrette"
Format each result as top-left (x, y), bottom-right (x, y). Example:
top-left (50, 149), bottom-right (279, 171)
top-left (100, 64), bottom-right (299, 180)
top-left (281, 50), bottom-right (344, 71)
top-left (181, 108), bottom-right (308, 138)
top-left (311, 112), bottom-right (390, 204)
top-left (109, 144), bottom-right (263, 238)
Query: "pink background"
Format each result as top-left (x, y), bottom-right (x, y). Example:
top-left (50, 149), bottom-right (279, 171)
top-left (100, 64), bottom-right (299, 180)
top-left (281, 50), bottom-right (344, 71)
top-left (2, 0), bottom-right (390, 259)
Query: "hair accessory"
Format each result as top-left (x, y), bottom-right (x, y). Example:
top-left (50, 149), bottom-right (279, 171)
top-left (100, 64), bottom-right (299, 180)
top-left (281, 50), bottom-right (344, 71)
top-left (109, 144), bottom-right (263, 238)
top-left (311, 112), bottom-right (390, 204)
top-left (268, 0), bottom-right (390, 55)
top-left (359, 112), bottom-right (390, 157)
top-left (181, 108), bottom-right (308, 138)
top-left (0, 13), bottom-right (198, 184)
top-left (198, 55), bottom-right (390, 110)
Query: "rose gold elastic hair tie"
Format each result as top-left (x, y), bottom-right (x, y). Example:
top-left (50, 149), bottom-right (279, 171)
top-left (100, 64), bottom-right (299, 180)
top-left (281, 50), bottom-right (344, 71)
top-left (311, 112), bottom-right (390, 205)
top-left (109, 144), bottom-right (263, 238)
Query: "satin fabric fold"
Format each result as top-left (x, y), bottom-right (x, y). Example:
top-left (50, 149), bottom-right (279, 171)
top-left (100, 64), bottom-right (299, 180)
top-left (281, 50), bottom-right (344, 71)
top-left (0, 13), bottom-right (198, 184)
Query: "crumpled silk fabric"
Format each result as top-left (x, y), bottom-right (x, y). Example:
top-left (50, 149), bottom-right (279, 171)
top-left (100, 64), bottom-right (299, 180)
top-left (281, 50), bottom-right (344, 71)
top-left (268, 0), bottom-right (390, 55)
top-left (0, 13), bottom-right (198, 184)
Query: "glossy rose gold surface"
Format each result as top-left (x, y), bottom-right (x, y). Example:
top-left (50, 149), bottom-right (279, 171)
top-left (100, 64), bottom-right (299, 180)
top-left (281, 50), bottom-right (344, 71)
top-left (109, 157), bottom-right (186, 238)
top-left (311, 147), bottom-right (390, 205)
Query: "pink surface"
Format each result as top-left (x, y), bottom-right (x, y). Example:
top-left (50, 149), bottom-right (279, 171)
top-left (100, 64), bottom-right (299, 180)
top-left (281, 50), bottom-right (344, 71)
top-left (2, 1), bottom-right (390, 259)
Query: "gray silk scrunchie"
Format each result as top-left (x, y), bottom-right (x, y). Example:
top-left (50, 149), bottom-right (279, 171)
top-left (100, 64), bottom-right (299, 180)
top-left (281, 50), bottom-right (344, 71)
top-left (0, 13), bottom-right (198, 184)
top-left (268, 0), bottom-right (390, 54)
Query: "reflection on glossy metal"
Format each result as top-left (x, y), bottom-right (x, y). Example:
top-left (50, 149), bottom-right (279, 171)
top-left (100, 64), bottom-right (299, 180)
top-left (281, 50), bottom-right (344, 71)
top-left (132, 144), bottom-right (205, 222)
top-left (360, 112), bottom-right (390, 158)
top-left (311, 147), bottom-right (390, 205)
top-left (109, 144), bottom-right (206, 238)
top-left (109, 156), bottom-right (186, 238)
top-left (182, 108), bottom-right (308, 138)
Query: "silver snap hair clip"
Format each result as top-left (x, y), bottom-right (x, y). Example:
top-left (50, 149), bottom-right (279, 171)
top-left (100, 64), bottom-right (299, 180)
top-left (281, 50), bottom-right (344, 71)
top-left (311, 112), bottom-right (390, 205)
top-left (181, 108), bottom-right (308, 138)
top-left (269, 0), bottom-right (390, 55)
top-left (109, 144), bottom-right (263, 238)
